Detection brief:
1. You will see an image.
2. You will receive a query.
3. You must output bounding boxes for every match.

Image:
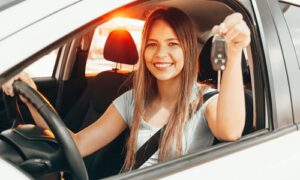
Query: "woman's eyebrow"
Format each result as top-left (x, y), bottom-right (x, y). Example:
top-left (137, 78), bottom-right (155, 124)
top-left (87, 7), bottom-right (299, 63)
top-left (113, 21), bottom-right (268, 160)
top-left (166, 38), bottom-right (179, 41)
top-left (147, 38), bottom-right (178, 42)
top-left (147, 38), bottom-right (158, 42)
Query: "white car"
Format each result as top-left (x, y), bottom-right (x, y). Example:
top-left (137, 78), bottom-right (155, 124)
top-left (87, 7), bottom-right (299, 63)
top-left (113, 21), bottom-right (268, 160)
top-left (0, 0), bottom-right (300, 179)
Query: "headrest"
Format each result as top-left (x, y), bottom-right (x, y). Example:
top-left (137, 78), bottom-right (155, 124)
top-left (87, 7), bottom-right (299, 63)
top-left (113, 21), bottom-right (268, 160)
top-left (198, 36), bottom-right (249, 84)
top-left (103, 29), bottom-right (139, 65)
top-left (198, 36), bottom-right (217, 83)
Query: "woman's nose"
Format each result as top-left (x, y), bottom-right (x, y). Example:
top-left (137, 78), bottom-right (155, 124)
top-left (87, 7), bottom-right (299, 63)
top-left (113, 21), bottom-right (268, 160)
top-left (155, 46), bottom-right (168, 58)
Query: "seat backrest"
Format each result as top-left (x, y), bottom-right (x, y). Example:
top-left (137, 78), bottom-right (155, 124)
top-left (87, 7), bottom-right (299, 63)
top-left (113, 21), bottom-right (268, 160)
top-left (63, 29), bottom-right (138, 179)
top-left (65, 29), bottom-right (138, 131)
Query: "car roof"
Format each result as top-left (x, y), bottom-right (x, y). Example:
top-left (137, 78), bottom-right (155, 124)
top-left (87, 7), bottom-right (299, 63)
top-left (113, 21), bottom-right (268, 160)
top-left (0, 0), bottom-right (80, 40)
top-left (0, 0), bottom-right (134, 84)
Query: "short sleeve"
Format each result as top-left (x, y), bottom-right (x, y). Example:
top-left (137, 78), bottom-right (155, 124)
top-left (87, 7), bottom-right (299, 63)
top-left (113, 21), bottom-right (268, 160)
top-left (112, 90), bottom-right (134, 126)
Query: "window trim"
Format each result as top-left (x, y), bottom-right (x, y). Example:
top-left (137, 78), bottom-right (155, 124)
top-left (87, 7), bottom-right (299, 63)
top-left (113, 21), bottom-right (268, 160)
top-left (279, 0), bottom-right (300, 7)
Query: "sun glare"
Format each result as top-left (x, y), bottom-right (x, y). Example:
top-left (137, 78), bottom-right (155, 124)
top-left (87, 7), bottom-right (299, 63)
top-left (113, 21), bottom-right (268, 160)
top-left (100, 16), bottom-right (144, 30)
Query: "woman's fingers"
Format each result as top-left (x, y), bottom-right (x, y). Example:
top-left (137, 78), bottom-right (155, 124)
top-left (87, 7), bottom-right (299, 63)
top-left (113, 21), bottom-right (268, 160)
top-left (19, 72), bottom-right (37, 90)
top-left (223, 13), bottom-right (243, 32)
top-left (211, 25), bottom-right (220, 35)
top-left (212, 12), bottom-right (250, 50)
top-left (2, 77), bottom-right (18, 97)
top-left (1, 72), bottom-right (36, 97)
top-left (225, 21), bottom-right (250, 49)
top-left (212, 13), bottom-right (242, 35)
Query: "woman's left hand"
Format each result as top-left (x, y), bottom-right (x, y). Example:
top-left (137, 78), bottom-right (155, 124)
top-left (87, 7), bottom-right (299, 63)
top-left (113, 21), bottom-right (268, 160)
top-left (212, 13), bottom-right (251, 52)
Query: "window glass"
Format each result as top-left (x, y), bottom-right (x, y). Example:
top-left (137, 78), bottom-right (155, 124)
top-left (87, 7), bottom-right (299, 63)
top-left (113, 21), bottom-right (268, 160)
top-left (24, 49), bottom-right (58, 77)
top-left (280, 3), bottom-right (300, 67)
top-left (86, 17), bottom-right (144, 76)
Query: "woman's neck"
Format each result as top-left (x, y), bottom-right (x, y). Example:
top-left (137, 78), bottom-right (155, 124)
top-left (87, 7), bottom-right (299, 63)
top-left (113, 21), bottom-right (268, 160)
top-left (156, 76), bottom-right (180, 105)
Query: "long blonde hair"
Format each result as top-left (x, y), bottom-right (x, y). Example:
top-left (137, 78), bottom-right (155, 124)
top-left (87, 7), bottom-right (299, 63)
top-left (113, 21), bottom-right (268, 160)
top-left (123, 7), bottom-right (201, 170)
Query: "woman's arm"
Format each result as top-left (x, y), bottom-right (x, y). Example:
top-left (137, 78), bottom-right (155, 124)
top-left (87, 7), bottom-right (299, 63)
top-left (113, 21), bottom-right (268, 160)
top-left (2, 72), bottom-right (127, 157)
top-left (206, 13), bottom-right (250, 141)
top-left (26, 103), bottom-right (127, 157)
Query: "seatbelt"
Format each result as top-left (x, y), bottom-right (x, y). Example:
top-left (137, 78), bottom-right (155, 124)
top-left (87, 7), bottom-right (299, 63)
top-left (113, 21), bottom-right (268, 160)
top-left (133, 126), bottom-right (165, 169)
top-left (133, 90), bottom-right (218, 169)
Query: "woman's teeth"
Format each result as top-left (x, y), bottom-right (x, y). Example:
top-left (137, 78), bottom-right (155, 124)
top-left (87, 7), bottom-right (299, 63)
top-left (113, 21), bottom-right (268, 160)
top-left (154, 63), bottom-right (172, 68)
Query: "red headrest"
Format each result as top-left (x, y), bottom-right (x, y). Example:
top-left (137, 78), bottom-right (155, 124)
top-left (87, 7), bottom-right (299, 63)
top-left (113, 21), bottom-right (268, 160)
top-left (103, 29), bottom-right (139, 65)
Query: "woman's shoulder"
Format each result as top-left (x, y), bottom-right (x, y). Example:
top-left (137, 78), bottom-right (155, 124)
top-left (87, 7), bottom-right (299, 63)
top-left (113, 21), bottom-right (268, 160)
top-left (113, 89), bottom-right (134, 105)
top-left (196, 83), bottom-right (217, 94)
top-left (121, 89), bottom-right (134, 97)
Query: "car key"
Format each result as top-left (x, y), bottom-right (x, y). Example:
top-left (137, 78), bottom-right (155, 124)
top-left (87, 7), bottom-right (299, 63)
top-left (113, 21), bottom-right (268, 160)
top-left (210, 35), bottom-right (227, 90)
top-left (210, 35), bottom-right (227, 71)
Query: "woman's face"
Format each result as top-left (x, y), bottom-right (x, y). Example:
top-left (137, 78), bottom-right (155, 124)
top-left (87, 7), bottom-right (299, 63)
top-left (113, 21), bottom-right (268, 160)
top-left (144, 20), bottom-right (184, 82)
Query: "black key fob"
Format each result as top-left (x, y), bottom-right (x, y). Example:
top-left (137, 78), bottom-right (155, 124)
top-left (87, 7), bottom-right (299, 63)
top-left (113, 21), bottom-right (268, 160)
top-left (210, 35), bottom-right (227, 71)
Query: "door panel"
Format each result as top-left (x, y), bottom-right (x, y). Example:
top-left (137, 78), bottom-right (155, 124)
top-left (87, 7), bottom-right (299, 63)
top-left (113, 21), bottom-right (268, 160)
top-left (162, 130), bottom-right (300, 180)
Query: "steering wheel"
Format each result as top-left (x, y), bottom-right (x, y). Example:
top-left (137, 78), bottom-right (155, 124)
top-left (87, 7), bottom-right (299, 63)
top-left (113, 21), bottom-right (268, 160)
top-left (13, 81), bottom-right (88, 180)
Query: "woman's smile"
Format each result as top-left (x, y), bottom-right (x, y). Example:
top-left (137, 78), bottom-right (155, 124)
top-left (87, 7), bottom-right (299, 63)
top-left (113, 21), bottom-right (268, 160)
top-left (153, 62), bottom-right (174, 69)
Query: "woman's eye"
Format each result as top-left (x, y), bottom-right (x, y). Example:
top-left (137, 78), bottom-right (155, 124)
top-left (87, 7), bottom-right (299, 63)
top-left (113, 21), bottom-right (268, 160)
top-left (146, 43), bottom-right (157, 47)
top-left (169, 42), bottom-right (179, 46)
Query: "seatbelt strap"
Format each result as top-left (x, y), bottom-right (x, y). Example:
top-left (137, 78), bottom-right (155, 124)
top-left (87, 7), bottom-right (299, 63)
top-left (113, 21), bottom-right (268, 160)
top-left (133, 90), bottom-right (218, 169)
top-left (133, 126), bottom-right (165, 169)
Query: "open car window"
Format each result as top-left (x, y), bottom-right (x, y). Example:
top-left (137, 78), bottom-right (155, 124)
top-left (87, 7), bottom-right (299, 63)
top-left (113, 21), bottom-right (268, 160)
top-left (24, 49), bottom-right (58, 78)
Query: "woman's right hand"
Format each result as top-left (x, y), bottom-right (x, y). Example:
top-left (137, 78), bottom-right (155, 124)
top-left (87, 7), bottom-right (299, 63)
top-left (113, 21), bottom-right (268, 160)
top-left (1, 72), bottom-right (37, 104)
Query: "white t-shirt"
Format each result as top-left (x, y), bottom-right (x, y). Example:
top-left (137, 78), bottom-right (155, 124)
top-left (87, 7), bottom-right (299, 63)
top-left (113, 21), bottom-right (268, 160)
top-left (113, 84), bottom-right (217, 168)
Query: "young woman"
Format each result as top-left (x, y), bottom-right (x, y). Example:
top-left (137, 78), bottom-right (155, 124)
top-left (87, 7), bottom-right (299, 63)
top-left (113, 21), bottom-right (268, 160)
top-left (2, 7), bottom-right (250, 170)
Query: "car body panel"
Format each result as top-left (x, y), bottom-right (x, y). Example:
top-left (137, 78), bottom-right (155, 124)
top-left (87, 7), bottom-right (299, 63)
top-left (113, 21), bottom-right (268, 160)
top-left (162, 130), bottom-right (300, 180)
top-left (269, 0), bottom-right (300, 124)
top-left (0, 158), bottom-right (31, 179)
top-left (251, 0), bottom-right (293, 128)
top-left (0, 0), bottom-right (80, 40)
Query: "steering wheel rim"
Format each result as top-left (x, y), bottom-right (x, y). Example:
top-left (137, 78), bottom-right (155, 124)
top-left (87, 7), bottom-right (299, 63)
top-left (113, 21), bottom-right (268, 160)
top-left (13, 81), bottom-right (88, 180)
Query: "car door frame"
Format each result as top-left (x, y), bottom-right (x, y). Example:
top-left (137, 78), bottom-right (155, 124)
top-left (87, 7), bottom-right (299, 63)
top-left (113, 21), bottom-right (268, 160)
top-left (268, 0), bottom-right (300, 126)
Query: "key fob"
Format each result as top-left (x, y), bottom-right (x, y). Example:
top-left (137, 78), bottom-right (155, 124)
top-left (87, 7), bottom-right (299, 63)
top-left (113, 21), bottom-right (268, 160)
top-left (210, 35), bottom-right (227, 71)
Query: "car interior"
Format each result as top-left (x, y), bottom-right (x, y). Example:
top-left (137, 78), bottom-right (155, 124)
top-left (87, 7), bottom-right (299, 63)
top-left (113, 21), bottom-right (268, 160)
top-left (0, 0), bottom-right (264, 179)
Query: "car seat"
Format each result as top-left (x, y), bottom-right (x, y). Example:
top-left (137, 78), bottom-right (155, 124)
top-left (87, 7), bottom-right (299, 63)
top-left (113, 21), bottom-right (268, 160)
top-left (63, 29), bottom-right (138, 179)
top-left (198, 36), bottom-right (254, 144)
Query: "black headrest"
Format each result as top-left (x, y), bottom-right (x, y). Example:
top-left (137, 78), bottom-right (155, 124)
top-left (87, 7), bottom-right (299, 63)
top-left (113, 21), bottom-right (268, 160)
top-left (198, 36), bottom-right (217, 83)
top-left (103, 29), bottom-right (139, 65)
top-left (198, 36), bottom-right (250, 84)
